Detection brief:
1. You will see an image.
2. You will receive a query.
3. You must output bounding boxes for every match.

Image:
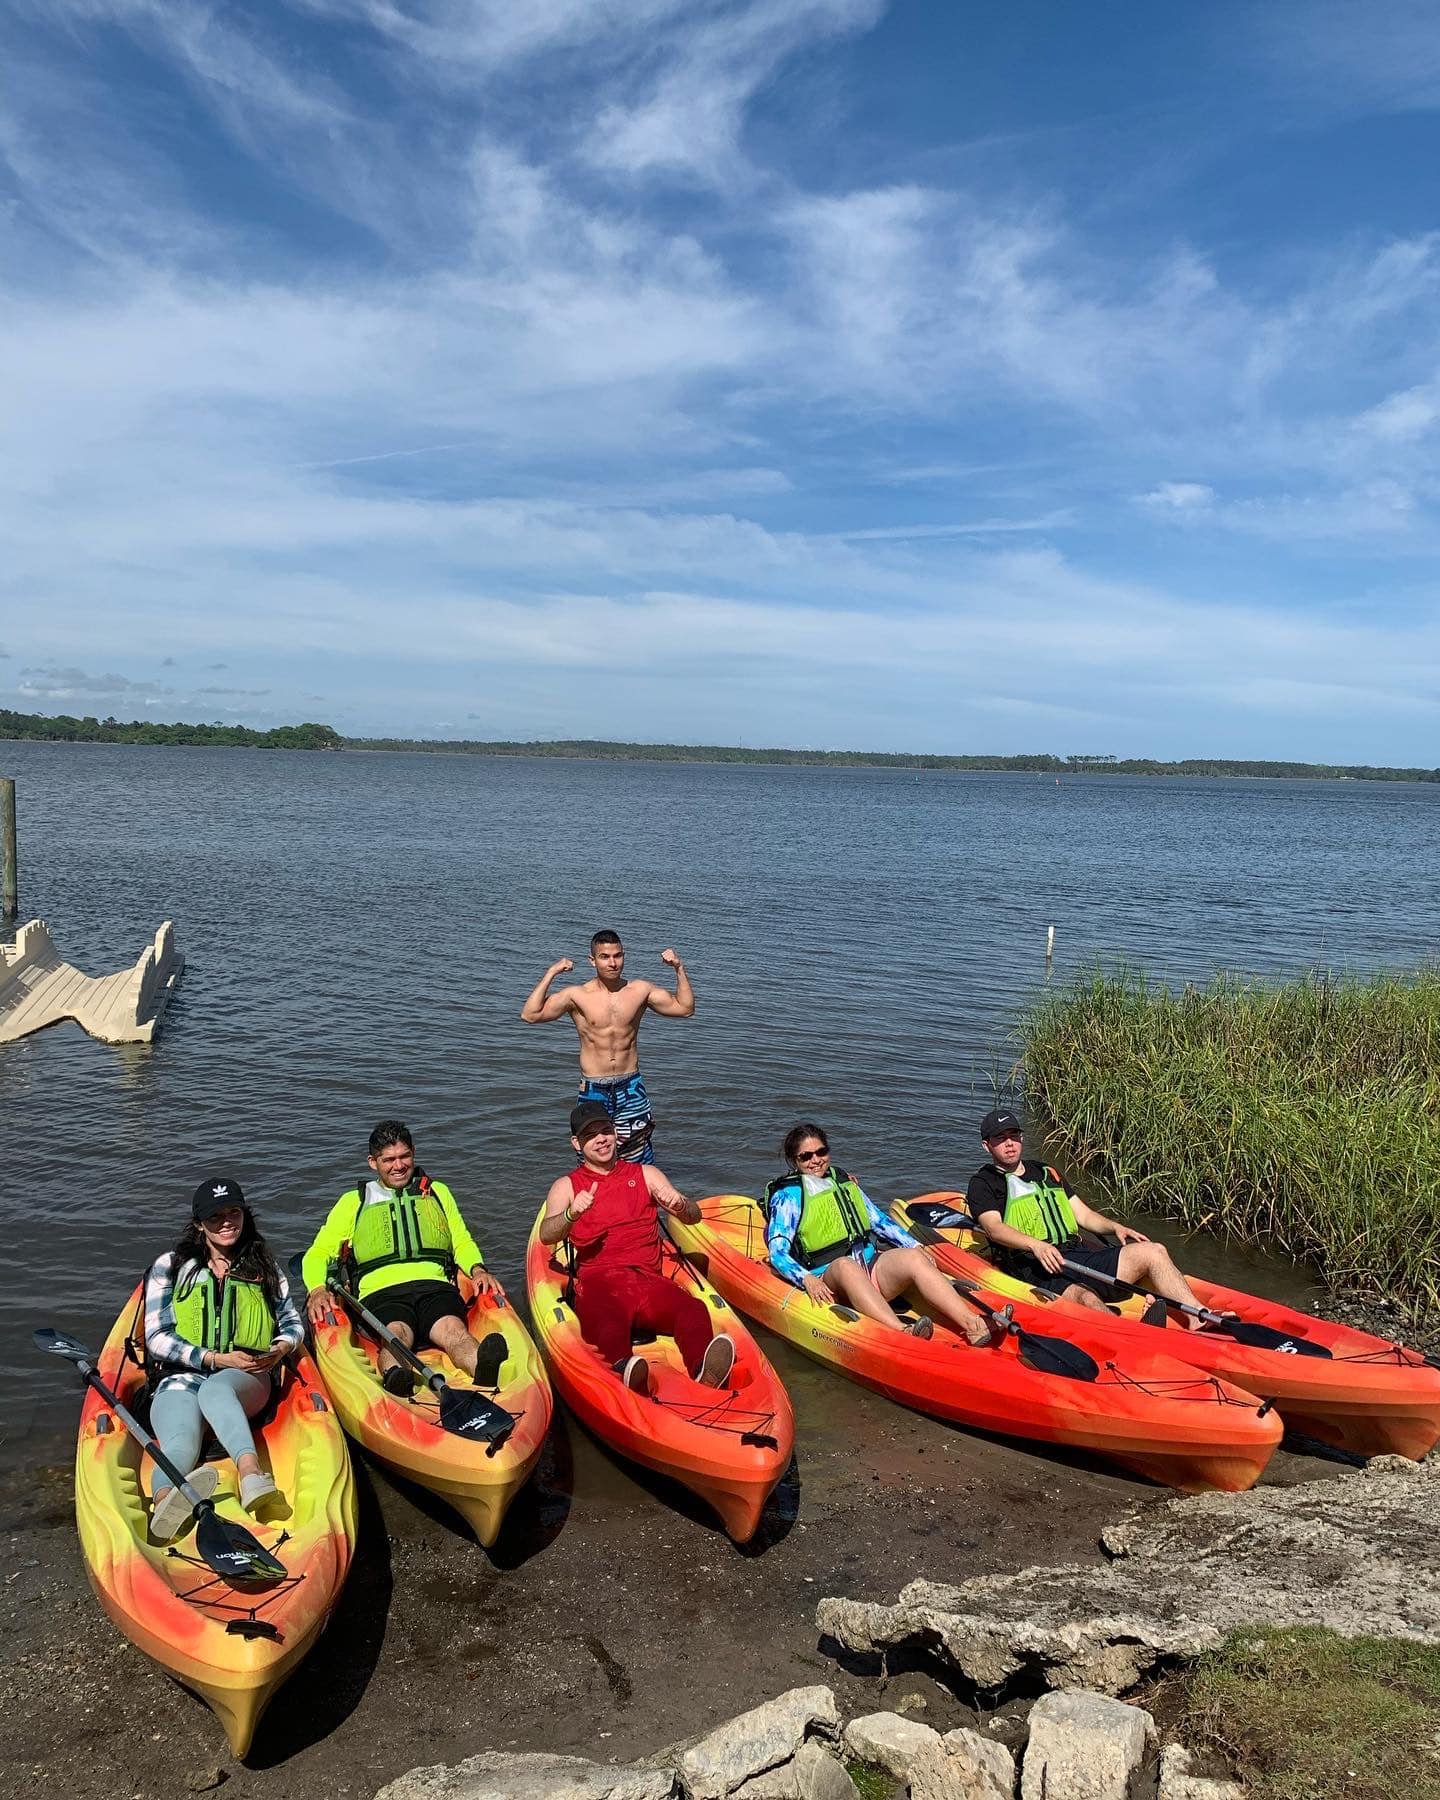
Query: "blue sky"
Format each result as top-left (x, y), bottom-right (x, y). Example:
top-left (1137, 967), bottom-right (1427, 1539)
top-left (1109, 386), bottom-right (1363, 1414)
top-left (3, 0), bottom-right (1439, 759)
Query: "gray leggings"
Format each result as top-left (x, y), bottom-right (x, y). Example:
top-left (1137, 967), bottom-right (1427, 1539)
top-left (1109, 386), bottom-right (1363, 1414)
top-left (149, 1370), bottom-right (271, 1495)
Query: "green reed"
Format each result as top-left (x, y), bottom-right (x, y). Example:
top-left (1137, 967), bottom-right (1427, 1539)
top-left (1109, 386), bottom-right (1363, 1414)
top-left (1020, 968), bottom-right (1440, 1319)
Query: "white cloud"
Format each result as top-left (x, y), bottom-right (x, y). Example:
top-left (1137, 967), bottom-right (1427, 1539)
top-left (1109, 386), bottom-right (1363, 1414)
top-left (1138, 482), bottom-right (1215, 513)
top-left (1358, 382), bottom-right (1440, 443)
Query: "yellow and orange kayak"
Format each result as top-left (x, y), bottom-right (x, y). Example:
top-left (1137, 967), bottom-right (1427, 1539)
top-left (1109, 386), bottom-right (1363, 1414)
top-left (895, 1193), bottom-right (1440, 1462)
top-left (525, 1208), bottom-right (794, 1541)
top-left (670, 1196), bottom-right (1283, 1493)
top-left (73, 1288), bottom-right (357, 1757)
top-left (308, 1274), bottom-right (552, 1546)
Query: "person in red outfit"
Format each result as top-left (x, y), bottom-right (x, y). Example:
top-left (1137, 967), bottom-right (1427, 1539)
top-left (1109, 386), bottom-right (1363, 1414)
top-left (540, 1101), bottom-right (734, 1394)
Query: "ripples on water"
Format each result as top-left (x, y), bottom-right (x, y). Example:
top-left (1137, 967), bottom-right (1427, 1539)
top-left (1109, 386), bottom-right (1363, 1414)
top-left (4, 744), bottom-right (1437, 1457)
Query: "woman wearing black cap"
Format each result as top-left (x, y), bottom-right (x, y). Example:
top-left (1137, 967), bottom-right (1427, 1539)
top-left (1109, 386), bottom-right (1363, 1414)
top-left (140, 1177), bottom-right (306, 1541)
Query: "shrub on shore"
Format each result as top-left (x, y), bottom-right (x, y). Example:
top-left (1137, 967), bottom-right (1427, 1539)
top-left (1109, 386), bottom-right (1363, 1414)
top-left (1020, 968), bottom-right (1440, 1320)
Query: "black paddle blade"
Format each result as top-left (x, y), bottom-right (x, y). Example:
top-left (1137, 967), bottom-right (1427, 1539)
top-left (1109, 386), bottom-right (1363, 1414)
top-left (1013, 1330), bottom-right (1100, 1382)
top-left (906, 1201), bottom-right (975, 1231)
top-left (978, 1303), bottom-right (1100, 1382)
top-left (194, 1507), bottom-right (288, 1583)
top-left (436, 1382), bottom-right (516, 1450)
top-left (33, 1326), bottom-right (94, 1366)
top-left (1216, 1320), bottom-right (1334, 1358)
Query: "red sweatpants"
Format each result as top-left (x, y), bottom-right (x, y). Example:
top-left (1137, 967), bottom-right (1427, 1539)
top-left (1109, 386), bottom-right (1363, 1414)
top-left (574, 1265), bottom-right (714, 1375)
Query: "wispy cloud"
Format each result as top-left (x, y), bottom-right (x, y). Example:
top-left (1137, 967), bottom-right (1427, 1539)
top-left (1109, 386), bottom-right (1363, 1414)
top-left (2, 0), bottom-right (1439, 757)
top-left (1138, 482), bottom-right (1215, 514)
top-left (17, 664), bottom-right (172, 700)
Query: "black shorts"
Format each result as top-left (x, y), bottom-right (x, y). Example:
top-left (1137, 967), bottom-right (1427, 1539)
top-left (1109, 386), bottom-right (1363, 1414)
top-left (1025, 1240), bottom-right (1124, 1298)
top-left (369, 1279), bottom-right (467, 1343)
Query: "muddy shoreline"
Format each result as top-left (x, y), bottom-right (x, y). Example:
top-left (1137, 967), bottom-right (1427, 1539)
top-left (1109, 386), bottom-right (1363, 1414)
top-left (0, 1330), bottom-right (1357, 1800)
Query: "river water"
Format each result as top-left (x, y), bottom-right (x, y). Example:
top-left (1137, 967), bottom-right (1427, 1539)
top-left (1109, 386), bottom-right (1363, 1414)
top-left (4, 743), bottom-right (1437, 1462)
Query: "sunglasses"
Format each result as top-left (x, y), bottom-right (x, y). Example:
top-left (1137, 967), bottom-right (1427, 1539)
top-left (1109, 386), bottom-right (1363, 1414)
top-left (795, 1147), bottom-right (829, 1162)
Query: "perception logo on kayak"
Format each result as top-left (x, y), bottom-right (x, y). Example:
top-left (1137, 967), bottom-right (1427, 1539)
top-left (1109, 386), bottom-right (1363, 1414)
top-left (810, 1328), bottom-right (850, 1353)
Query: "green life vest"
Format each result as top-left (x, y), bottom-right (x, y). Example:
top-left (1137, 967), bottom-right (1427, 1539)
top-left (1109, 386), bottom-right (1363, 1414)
top-left (766, 1167), bottom-right (874, 1270)
top-left (349, 1175), bottom-right (456, 1284)
top-left (172, 1263), bottom-right (277, 1355)
top-left (1000, 1166), bottom-right (1080, 1246)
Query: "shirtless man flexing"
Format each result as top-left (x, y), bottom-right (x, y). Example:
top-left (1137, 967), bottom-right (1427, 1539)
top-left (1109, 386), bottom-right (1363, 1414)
top-left (520, 930), bottom-right (695, 1163)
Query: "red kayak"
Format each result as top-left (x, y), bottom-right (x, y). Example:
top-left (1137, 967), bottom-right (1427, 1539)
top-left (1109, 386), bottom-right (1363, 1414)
top-left (525, 1208), bottom-right (794, 1540)
top-left (669, 1196), bottom-right (1282, 1493)
top-left (894, 1193), bottom-right (1440, 1462)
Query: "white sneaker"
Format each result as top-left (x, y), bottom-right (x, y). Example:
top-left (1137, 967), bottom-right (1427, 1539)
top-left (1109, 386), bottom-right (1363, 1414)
top-left (616, 1354), bottom-right (651, 1395)
top-left (150, 1465), bottom-right (219, 1542)
top-left (240, 1470), bottom-right (280, 1514)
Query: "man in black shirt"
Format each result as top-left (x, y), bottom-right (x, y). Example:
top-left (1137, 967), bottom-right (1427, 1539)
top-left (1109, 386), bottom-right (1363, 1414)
top-left (965, 1109), bottom-right (1211, 1324)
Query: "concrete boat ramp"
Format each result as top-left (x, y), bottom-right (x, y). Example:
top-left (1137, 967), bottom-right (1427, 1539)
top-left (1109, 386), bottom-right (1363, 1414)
top-left (0, 918), bottom-right (184, 1044)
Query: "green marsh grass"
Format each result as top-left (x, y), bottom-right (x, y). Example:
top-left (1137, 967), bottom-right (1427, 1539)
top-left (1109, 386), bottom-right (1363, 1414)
top-left (1163, 1627), bottom-right (1440, 1800)
top-left (1021, 968), bottom-right (1440, 1320)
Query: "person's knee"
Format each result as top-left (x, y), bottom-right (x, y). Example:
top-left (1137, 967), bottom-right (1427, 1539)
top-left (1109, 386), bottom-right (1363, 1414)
top-left (386, 1320), bottom-right (415, 1347)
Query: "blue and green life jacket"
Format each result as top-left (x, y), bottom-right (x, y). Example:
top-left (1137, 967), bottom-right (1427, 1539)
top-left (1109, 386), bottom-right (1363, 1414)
top-left (764, 1166), bottom-right (876, 1270)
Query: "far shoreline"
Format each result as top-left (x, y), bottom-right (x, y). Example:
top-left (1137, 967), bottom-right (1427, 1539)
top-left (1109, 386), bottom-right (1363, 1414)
top-left (3, 711), bottom-right (1439, 786)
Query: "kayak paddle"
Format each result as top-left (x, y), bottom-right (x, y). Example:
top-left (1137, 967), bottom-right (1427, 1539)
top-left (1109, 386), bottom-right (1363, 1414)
top-left (324, 1277), bottom-right (517, 1452)
top-left (896, 1210), bottom-right (1099, 1379)
top-left (33, 1327), bottom-right (288, 1581)
top-left (1056, 1260), bottom-right (1334, 1357)
top-left (959, 1289), bottom-right (1101, 1381)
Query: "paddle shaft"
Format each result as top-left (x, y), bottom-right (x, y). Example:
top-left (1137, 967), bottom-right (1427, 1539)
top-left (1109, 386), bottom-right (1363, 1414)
top-left (1057, 1256), bottom-right (1222, 1323)
top-left (326, 1278), bottom-right (441, 1388)
top-left (72, 1352), bottom-right (212, 1509)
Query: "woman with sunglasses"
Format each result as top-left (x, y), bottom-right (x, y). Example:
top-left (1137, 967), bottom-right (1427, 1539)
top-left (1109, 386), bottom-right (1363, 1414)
top-left (141, 1176), bottom-right (306, 1540)
top-left (765, 1124), bottom-right (998, 1346)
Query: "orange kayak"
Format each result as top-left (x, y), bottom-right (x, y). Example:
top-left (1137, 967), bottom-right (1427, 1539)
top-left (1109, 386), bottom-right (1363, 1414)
top-left (669, 1196), bottom-right (1283, 1493)
top-left (895, 1193), bottom-right (1440, 1462)
top-left (525, 1207), bottom-right (794, 1540)
top-left (309, 1274), bottom-right (552, 1546)
top-left (72, 1288), bottom-right (357, 1757)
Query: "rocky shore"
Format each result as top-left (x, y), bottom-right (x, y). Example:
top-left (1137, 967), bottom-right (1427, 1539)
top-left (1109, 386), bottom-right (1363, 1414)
top-left (3, 1340), bottom-right (1432, 1800)
top-left (380, 1455), bottom-right (1438, 1798)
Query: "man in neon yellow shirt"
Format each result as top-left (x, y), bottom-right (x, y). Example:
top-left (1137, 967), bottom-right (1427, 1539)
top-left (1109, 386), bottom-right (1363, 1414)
top-left (302, 1119), bottom-right (506, 1394)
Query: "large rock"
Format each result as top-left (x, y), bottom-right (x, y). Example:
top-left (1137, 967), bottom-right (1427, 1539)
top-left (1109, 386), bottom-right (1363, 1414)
top-left (728, 1743), bottom-right (859, 1800)
top-left (818, 1457), bottom-right (1440, 1694)
top-left (373, 1751), bottom-right (676, 1800)
top-left (679, 1686), bottom-right (840, 1800)
top-left (908, 1728), bottom-right (1015, 1800)
top-left (1019, 1692), bottom-right (1152, 1799)
top-left (842, 1711), bottom-right (943, 1779)
top-left (793, 1743), bottom-right (860, 1800)
top-left (1156, 1744), bottom-right (1244, 1799)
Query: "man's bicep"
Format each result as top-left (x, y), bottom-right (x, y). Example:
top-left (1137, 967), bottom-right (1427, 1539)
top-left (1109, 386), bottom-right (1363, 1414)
top-left (543, 1176), bottom-right (574, 1215)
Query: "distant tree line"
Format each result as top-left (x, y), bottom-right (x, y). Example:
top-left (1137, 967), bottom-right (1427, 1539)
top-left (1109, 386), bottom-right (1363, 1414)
top-left (0, 708), bottom-right (342, 750)
top-left (5, 709), bottom-right (1437, 781)
top-left (345, 735), bottom-right (1440, 783)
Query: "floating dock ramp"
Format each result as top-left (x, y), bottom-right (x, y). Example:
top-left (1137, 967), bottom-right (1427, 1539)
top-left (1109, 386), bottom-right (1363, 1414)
top-left (0, 919), bottom-right (184, 1044)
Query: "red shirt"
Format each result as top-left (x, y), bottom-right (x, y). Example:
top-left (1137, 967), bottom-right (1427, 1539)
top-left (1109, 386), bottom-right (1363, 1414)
top-left (567, 1161), bottom-right (663, 1279)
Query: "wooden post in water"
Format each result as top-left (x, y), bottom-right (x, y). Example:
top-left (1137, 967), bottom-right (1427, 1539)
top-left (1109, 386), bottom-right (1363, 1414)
top-left (1045, 923), bottom-right (1054, 970)
top-left (1, 778), bottom-right (15, 921)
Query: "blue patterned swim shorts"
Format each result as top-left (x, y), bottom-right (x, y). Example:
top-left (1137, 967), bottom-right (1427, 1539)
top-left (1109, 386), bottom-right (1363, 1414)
top-left (576, 1071), bottom-right (654, 1164)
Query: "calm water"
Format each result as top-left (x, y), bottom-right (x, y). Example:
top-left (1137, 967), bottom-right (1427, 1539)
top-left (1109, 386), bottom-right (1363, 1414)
top-left (4, 743), bottom-right (1437, 1461)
